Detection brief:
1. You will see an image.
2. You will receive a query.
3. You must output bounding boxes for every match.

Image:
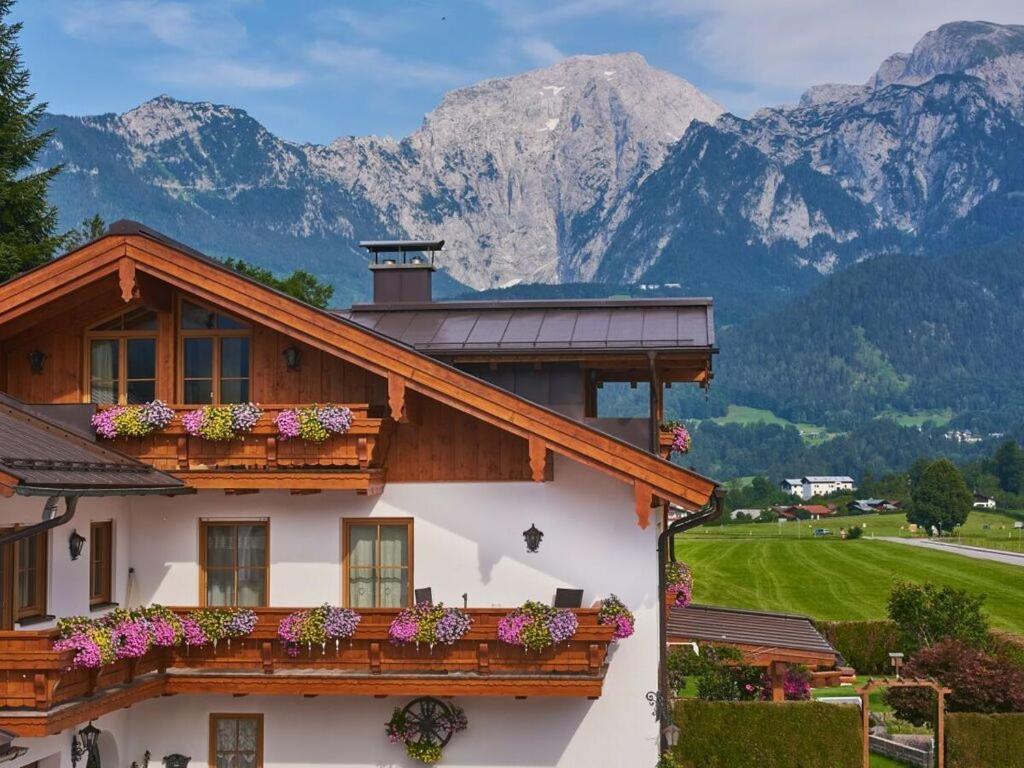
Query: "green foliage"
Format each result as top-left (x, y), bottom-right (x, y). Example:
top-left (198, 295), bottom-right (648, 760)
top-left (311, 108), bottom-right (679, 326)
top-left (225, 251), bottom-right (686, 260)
top-left (722, 475), bottom-right (792, 514)
top-left (846, 525), bottom-right (863, 539)
top-left (908, 458), bottom-right (973, 532)
top-left (222, 257), bottom-right (334, 308)
top-left (61, 214), bottom-right (105, 252)
top-left (887, 582), bottom-right (989, 653)
top-left (991, 439), bottom-right (1024, 494)
top-left (672, 699), bottom-right (861, 768)
top-left (885, 640), bottom-right (1024, 726)
top-left (0, 1), bottom-right (63, 282)
top-left (819, 621), bottom-right (902, 674)
top-left (946, 713), bottom-right (1024, 768)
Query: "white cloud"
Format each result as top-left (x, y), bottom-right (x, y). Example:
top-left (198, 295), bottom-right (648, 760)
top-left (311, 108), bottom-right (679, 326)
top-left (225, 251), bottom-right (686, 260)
top-left (519, 37), bottom-right (566, 67)
top-left (147, 58), bottom-right (304, 90)
top-left (306, 41), bottom-right (474, 86)
top-left (58, 0), bottom-right (245, 51)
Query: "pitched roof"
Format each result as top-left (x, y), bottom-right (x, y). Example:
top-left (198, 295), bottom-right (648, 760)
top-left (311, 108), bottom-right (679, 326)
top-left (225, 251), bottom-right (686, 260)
top-left (0, 223), bottom-right (719, 522)
top-left (336, 298), bottom-right (715, 356)
top-left (0, 394), bottom-right (187, 496)
top-left (667, 604), bottom-right (836, 657)
top-left (803, 476), bottom-right (854, 483)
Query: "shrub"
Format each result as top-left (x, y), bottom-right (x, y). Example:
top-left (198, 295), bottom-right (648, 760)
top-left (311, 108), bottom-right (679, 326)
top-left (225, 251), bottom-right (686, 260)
top-left (946, 713), bottom-right (1024, 768)
top-left (885, 639), bottom-right (1024, 726)
top-left (818, 620), bottom-right (901, 674)
top-left (887, 581), bottom-right (989, 653)
top-left (846, 525), bottom-right (863, 539)
top-left (673, 699), bottom-right (861, 768)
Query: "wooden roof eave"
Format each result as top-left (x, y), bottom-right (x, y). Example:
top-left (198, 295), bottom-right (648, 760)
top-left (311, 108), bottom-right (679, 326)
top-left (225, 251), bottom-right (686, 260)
top-left (0, 236), bottom-right (719, 521)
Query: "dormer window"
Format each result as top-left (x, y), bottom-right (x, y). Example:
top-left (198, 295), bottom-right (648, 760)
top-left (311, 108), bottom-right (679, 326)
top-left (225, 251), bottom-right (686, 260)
top-left (86, 308), bottom-right (158, 405)
top-left (180, 300), bottom-right (251, 404)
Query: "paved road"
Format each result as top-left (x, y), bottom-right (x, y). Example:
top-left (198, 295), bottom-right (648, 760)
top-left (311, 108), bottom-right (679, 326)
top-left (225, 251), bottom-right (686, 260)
top-left (876, 536), bottom-right (1024, 567)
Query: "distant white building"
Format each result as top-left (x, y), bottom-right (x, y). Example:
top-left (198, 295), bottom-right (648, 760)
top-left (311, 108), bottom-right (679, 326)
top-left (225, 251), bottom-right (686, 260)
top-left (972, 492), bottom-right (997, 509)
top-left (782, 476), bottom-right (856, 500)
top-left (731, 508), bottom-right (763, 520)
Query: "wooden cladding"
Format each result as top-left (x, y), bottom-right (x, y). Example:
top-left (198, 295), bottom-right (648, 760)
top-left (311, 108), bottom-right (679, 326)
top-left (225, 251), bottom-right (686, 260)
top-left (0, 607), bottom-right (614, 734)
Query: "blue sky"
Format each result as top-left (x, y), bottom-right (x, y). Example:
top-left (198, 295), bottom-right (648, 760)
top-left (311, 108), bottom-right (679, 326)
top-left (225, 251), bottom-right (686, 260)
top-left (16, 0), bottom-right (1024, 144)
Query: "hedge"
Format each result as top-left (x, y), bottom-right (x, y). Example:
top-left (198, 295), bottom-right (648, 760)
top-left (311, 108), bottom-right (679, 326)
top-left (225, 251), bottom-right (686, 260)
top-left (673, 699), bottom-right (861, 768)
top-left (946, 713), bottom-right (1024, 768)
top-left (818, 620), bottom-right (901, 674)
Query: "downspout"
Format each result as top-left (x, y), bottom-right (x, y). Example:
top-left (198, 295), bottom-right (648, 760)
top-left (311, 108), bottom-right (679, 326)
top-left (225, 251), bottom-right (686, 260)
top-left (0, 496), bottom-right (78, 547)
top-left (655, 487), bottom-right (725, 747)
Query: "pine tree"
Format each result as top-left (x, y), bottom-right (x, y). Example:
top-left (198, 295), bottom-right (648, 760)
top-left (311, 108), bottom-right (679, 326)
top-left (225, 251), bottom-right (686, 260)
top-left (0, 0), bottom-right (62, 282)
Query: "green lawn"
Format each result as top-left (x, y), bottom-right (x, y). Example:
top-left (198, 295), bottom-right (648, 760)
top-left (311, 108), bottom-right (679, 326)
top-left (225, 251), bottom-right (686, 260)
top-left (876, 408), bottom-right (953, 428)
top-left (676, 537), bottom-right (1024, 633)
top-left (697, 511), bottom-right (1024, 553)
top-left (709, 405), bottom-right (841, 444)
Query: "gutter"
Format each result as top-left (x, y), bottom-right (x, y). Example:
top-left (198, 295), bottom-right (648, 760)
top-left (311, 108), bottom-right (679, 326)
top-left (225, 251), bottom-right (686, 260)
top-left (655, 487), bottom-right (726, 745)
top-left (0, 496), bottom-right (78, 548)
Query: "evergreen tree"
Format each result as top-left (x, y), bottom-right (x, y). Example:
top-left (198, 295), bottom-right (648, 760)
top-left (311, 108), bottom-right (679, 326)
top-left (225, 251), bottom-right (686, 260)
top-left (0, 0), bottom-right (62, 282)
top-left (991, 439), bottom-right (1024, 494)
top-left (62, 214), bottom-right (105, 252)
top-left (908, 458), bottom-right (973, 532)
top-left (222, 257), bottom-right (335, 308)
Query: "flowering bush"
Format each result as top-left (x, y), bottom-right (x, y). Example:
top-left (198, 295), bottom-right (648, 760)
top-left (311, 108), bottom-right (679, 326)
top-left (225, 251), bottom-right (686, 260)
top-left (91, 400), bottom-right (175, 439)
top-left (388, 603), bottom-right (473, 650)
top-left (277, 604), bottom-right (361, 657)
top-left (183, 403), bottom-right (263, 441)
top-left (385, 702), bottom-right (467, 764)
top-left (661, 420), bottom-right (692, 454)
top-left (597, 594), bottom-right (635, 640)
top-left (53, 606), bottom-right (255, 669)
top-left (760, 665), bottom-right (812, 701)
top-left (497, 601), bottom-right (578, 652)
top-left (666, 561), bottom-right (694, 607)
top-left (275, 405), bottom-right (353, 443)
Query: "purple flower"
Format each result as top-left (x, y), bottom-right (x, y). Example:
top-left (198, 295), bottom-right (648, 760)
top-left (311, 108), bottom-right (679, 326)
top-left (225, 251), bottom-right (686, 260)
top-left (274, 409), bottom-right (301, 440)
top-left (91, 407), bottom-right (122, 439)
top-left (181, 618), bottom-right (208, 646)
top-left (389, 616), bottom-right (418, 645)
top-left (497, 613), bottom-right (529, 645)
top-left (547, 609), bottom-right (578, 644)
top-left (435, 609), bottom-right (473, 645)
top-left (150, 618), bottom-right (178, 647)
top-left (324, 607), bottom-right (361, 639)
top-left (140, 400), bottom-right (175, 429)
top-left (231, 403), bottom-right (263, 433)
top-left (317, 406), bottom-right (353, 435)
top-left (112, 619), bottom-right (151, 659)
top-left (182, 409), bottom-right (206, 437)
top-left (54, 632), bottom-right (103, 669)
top-left (227, 609), bottom-right (258, 637)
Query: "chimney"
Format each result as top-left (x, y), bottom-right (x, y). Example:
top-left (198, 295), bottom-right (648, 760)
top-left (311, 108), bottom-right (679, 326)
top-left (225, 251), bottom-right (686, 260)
top-left (360, 239), bottom-right (443, 304)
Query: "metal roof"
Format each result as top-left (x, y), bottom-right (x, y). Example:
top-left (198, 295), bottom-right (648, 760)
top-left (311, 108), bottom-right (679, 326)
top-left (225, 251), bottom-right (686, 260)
top-left (0, 394), bottom-right (188, 496)
top-left (358, 240), bottom-right (444, 253)
top-left (667, 604), bottom-right (837, 656)
top-left (336, 298), bottom-right (715, 355)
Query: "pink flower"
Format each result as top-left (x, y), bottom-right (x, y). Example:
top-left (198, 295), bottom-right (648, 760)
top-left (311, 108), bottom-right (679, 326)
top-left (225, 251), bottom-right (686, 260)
top-left (181, 409), bottom-right (206, 437)
top-left (181, 618), bottom-right (207, 646)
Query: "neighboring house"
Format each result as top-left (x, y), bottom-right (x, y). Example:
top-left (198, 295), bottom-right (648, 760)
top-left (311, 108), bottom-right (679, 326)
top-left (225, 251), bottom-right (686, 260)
top-left (730, 508), bottom-right (762, 521)
top-left (780, 478), bottom-right (803, 496)
top-left (0, 223), bottom-right (720, 767)
top-left (775, 504), bottom-right (835, 521)
top-left (848, 498), bottom-right (901, 514)
top-left (973, 492), bottom-right (997, 509)
top-left (799, 476), bottom-right (855, 500)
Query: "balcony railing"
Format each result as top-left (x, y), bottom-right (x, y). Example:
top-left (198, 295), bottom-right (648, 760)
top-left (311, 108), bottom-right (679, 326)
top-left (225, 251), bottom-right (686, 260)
top-left (0, 607), bottom-right (614, 733)
top-left (101, 404), bottom-right (386, 473)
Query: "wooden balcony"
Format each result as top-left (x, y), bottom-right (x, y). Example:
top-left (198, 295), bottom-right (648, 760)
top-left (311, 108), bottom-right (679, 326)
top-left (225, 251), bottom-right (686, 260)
top-left (102, 404), bottom-right (387, 492)
top-left (0, 607), bottom-right (615, 736)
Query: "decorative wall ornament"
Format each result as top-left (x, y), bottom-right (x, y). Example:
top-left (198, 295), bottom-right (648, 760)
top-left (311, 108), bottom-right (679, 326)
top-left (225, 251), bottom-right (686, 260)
top-left (522, 523), bottom-right (543, 553)
top-left (386, 697), bottom-right (467, 764)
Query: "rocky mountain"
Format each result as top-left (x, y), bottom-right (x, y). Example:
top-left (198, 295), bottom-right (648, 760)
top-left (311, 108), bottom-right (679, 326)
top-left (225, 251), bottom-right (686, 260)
top-left (598, 21), bottom-right (1024, 317)
top-left (39, 53), bottom-right (723, 304)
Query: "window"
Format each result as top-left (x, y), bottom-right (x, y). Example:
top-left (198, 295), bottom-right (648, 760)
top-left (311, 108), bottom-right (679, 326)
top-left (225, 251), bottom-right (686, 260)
top-left (210, 714), bottom-right (263, 768)
top-left (343, 519), bottom-right (412, 608)
top-left (180, 301), bottom-right (250, 404)
top-left (200, 522), bottom-right (268, 607)
top-left (0, 530), bottom-right (48, 628)
top-left (89, 521), bottom-right (113, 606)
top-left (86, 308), bottom-right (158, 404)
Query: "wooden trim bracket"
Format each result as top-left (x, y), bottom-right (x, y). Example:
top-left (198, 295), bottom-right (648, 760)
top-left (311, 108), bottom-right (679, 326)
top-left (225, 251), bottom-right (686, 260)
top-left (528, 436), bottom-right (548, 482)
top-left (118, 258), bottom-right (139, 303)
top-left (634, 482), bottom-right (655, 530)
top-left (387, 373), bottom-right (407, 423)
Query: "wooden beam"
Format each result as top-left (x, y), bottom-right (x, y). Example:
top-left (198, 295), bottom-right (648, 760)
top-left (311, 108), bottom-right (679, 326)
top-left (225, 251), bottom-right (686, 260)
top-left (528, 437), bottom-right (548, 482)
top-left (634, 482), bottom-right (654, 530)
top-left (388, 372), bottom-right (407, 422)
top-left (118, 258), bottom-right (139, 303)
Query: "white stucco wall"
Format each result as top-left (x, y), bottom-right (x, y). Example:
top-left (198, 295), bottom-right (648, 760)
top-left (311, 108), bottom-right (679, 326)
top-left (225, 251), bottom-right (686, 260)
top-left (8, 457), bottom-right (660, 767)
top-left (0, 494), bottom-right (132, 628)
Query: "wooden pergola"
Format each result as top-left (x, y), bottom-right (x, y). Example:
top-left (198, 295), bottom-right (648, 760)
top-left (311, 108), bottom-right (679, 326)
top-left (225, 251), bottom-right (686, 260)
top-left (857, 677), bottom-right (951, 768)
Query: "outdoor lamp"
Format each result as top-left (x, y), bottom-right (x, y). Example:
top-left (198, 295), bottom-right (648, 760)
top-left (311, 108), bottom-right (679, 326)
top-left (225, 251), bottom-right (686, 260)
top-left (27, 348), bottom-right (46, 374)
top-left (282, 345), bottom-right (302, 371)
top-left (163, 754), bottom-right (192, 768)
top-left (662, 723), bottom-right (681, 749)
top-left (523, 523), bottom-right (544, 553)
top-left (68, 529), bottom-right (86, 561)
top-left (72, 722), bottom-right (100, 767)
top-left (889, 651), bottom-right (904, 679)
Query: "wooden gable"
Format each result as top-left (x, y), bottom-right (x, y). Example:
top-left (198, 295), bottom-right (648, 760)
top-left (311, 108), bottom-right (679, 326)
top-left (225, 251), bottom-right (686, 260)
top-left (0, 231), bottom-right (719, 522)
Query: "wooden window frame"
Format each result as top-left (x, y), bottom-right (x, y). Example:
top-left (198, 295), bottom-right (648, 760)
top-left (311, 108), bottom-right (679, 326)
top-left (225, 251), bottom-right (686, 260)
top-left (89, 521), bottom-right (113, 607)
top-left (199, 520), bottom-right (270, 607)
top-left (209, 713), bottom-right (263, 768)
top-left (83, 307), bottom-right (159, 405)
top-left (0, 529), bottom-right (48, 627)
top-left (178, 298), bottom-right (252, 405)
top-left (341, 518), bottom-right (414, 609)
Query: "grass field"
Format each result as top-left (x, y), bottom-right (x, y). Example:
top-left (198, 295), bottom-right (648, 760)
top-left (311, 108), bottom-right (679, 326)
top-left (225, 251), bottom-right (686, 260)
top-left (876, 408), bottom-right (954, 427)
top-left (709, 405), bottom-right (841, 444)
top-left (700, 511), bottom-right (1024, 553)
top-left (676, 537), bottom-right (1024, 633)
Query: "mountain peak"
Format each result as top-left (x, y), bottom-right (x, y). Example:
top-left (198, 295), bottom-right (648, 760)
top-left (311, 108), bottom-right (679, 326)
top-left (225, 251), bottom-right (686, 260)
top-left (116, 95), bottom-right (257, 146)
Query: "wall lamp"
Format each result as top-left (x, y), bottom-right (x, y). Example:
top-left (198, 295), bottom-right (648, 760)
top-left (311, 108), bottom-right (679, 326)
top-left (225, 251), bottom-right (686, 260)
top-left (523, 523), bottom-right (544, 553)
top-left (282, 345), bottom-right (302, 372)
top-left (72, 722), bottom-right (100, 768)
top-left (27, 348), bottom-right (46, 374)
top-left (68, 528), bottom-right (86, 561)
